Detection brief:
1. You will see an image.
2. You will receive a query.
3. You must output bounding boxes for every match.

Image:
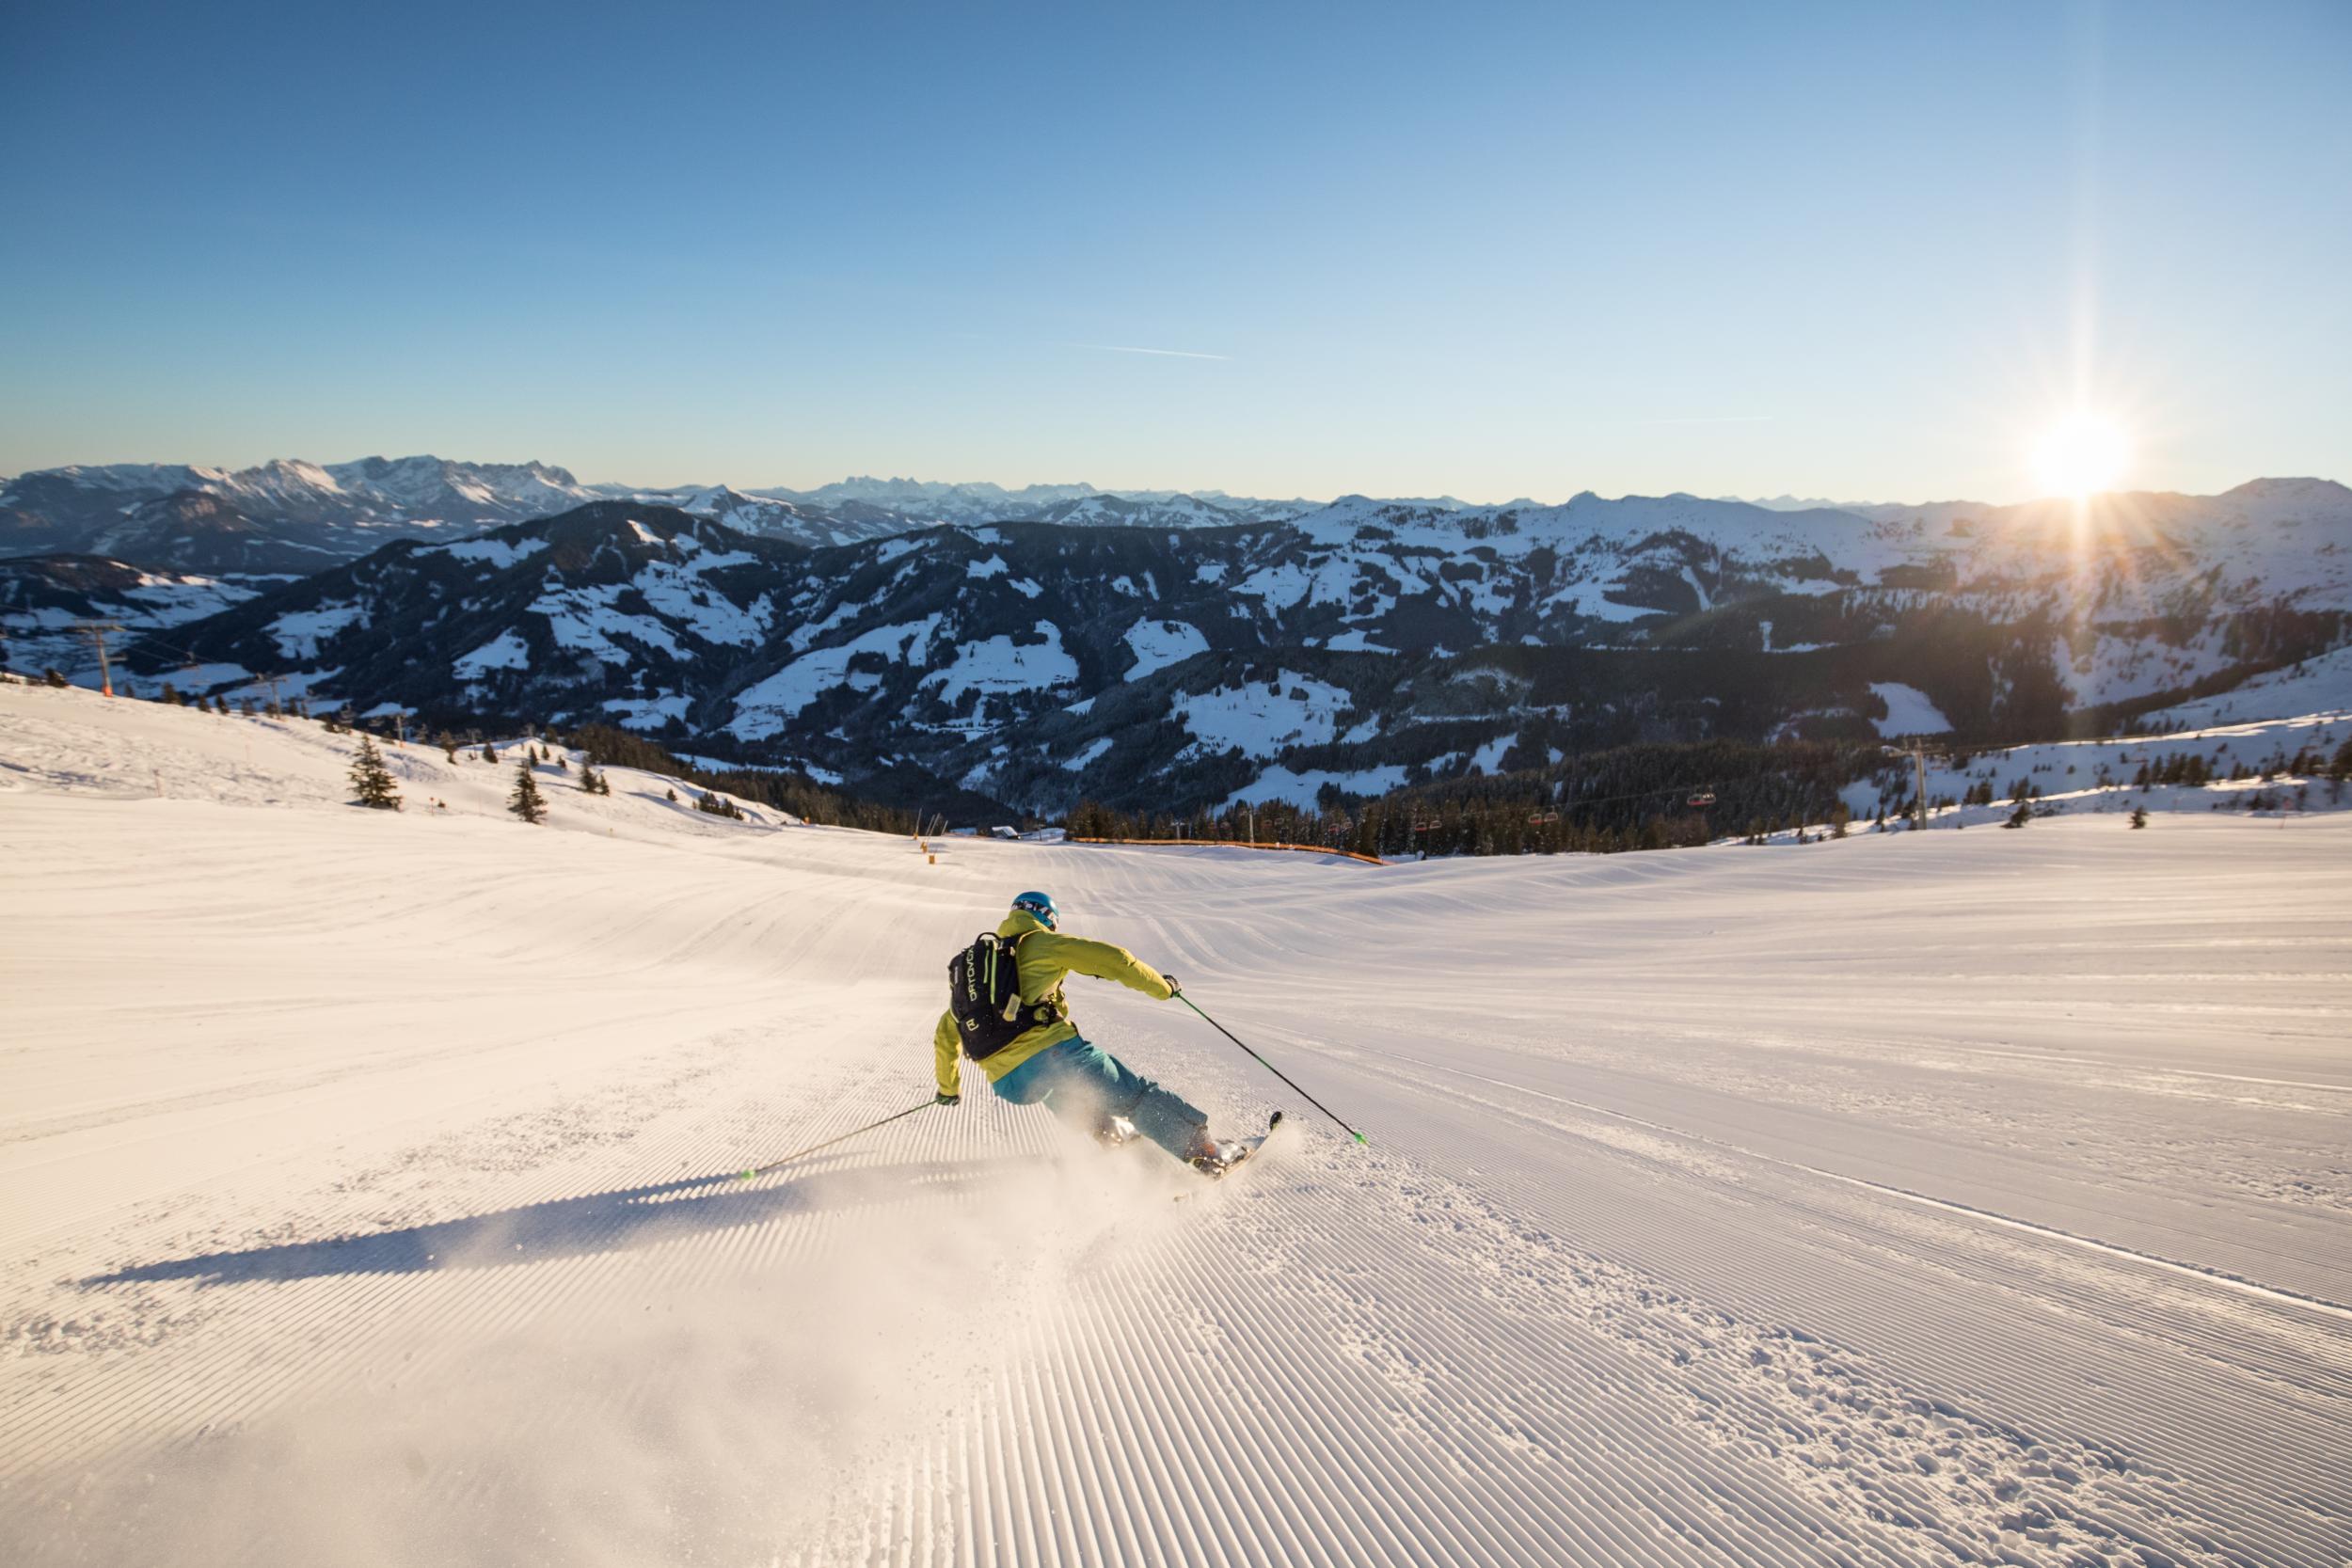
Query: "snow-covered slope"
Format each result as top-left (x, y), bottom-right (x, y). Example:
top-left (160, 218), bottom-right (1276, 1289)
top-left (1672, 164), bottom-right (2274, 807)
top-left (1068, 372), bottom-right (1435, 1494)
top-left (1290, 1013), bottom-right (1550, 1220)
top-left (2145, 645), bottom-right (2352, 728)
top-left (1822, 707), bottom-right (2351, 831)
top-left (4, 682), bottom-right (2349, 1566)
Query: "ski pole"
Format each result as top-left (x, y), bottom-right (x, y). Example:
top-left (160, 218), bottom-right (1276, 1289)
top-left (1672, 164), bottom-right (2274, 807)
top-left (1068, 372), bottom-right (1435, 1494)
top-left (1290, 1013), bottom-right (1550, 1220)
top-left (732, 1098), bottom-right (937, 1180)
top-left (1178, 993), bottom-right (1368, 1144)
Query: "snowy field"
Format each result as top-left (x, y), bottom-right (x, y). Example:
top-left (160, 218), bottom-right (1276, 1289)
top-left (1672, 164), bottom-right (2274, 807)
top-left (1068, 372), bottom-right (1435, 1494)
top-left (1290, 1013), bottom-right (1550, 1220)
top-left (3, 682), bottom-right (2349, 1567)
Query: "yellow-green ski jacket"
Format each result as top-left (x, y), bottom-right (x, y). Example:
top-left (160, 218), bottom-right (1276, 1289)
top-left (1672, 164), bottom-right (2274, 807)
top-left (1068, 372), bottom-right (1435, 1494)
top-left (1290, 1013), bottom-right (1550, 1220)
top-left (933, 910), bottom-right (1176, 1096)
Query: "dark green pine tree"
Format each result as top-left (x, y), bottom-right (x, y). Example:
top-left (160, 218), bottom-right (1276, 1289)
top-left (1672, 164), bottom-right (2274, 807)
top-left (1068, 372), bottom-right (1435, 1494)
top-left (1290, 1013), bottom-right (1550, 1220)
top-left (481, 741), bottom-right (499, 765)
top-left (509, 758), bottom-right (548, 824)
top-left (440, 732), bottom-right (459, 764)
top-left (2003, 801), bottom-right (2032, 829)
top-left (2130, 805), bottom-right (2149, 829)
top-left (349, 736), bottom-right (403, 811)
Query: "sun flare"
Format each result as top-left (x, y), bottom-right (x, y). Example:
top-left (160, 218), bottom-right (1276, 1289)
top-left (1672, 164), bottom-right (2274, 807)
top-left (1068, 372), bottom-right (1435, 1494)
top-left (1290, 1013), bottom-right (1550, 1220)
top-left (2033, 412), bottom-right (2131, 499)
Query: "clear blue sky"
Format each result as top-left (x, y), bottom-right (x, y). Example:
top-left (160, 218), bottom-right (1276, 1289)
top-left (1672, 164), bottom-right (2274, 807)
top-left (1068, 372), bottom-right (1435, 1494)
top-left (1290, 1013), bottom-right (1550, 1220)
top-left (2, 0), bottom-right (2344, 502)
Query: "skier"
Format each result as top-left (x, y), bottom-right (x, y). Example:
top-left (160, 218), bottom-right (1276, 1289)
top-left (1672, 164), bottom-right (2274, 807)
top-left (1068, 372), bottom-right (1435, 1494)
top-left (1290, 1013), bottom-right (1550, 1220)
top-left (931, 891), bottom-right (1246, 1174)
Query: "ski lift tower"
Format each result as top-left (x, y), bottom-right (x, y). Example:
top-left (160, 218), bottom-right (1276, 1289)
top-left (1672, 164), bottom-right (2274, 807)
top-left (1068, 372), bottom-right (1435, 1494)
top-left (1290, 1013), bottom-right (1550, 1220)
top-left (1885, 738), bottom-right (1934, 828)
top-left (72, 620), bottom-right (126, 697)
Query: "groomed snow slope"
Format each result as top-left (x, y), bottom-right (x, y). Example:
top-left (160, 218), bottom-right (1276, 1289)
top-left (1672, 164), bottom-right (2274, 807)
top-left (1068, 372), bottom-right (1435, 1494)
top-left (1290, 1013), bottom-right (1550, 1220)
top-left (3, 684), bottom-right (2349, 1567)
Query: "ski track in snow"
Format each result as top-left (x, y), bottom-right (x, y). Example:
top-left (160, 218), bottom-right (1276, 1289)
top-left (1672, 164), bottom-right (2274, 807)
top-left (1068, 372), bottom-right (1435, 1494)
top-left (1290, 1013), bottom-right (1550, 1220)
top-left (3, 682), bottom-right (2350, 1566)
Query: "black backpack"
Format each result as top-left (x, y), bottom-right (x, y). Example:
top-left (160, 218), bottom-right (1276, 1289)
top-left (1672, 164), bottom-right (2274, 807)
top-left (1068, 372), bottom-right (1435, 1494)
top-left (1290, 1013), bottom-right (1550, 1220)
top-left (947, 931), bottom-right (1062, 1059)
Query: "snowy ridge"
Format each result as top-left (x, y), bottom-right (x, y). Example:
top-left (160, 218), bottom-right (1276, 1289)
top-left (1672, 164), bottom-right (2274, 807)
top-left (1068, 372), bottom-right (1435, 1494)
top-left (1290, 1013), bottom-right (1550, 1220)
top-left (1029, 493), bottom-right (1256, 529)
top-left (0, 457), bottom-right (603, 575)
top-left (3, 682), bottom-right (2349, 1565)
top-left (3, 461), bottom-right (1327, 572)
top-left (76, 483), bottom-right (2352, 820)
top-left (14, 471), bottom-right (2351, 817)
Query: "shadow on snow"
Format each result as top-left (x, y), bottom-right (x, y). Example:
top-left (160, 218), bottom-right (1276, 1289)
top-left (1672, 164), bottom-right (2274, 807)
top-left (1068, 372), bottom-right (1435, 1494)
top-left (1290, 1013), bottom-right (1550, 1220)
top-left (81, 1157), bottom-right (1038, 1289)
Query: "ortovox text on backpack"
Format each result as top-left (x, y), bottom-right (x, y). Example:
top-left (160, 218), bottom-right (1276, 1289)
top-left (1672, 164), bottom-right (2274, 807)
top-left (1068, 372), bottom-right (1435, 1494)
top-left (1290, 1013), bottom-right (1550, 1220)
top-left (947, 931), bottom-right (1062, 1059)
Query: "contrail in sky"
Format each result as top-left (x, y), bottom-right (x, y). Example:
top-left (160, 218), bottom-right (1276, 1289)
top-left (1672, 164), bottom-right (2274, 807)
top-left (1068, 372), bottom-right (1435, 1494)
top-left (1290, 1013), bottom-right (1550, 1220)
top-left (1598, 414), bottom-right (1776, 427)
top-left (1075, 343), bottom-right (1231, 361)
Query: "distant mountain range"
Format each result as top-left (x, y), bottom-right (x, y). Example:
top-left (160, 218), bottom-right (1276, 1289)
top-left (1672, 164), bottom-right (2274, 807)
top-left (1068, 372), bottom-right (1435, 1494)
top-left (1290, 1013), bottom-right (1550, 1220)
top-left (8, 474), bottom-right (2339, 818)
top-left (0, 457), bottom-right (1337, 574)
top-left (0, 457), bottom-right (593, 573)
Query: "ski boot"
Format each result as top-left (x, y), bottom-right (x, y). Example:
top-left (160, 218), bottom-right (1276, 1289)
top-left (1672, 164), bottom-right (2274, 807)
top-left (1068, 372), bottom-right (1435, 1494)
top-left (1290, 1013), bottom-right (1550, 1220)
top-left (1184, 1126), bottom-right (1246, 1178)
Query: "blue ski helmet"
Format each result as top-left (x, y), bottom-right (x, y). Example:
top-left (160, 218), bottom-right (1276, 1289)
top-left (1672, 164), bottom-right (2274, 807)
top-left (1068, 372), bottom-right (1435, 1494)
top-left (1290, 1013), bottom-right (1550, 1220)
top-left (1010, 891), bottom-right (1059, 930)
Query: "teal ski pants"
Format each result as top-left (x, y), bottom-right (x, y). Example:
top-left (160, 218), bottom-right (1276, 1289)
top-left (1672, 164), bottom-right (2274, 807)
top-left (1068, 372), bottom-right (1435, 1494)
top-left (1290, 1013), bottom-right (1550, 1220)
top-left (992, 1036), bottom-right (1207, 1162)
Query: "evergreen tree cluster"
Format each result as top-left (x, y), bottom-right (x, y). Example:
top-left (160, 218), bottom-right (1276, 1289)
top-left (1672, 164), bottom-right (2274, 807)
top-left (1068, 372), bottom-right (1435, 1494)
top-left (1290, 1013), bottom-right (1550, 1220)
top-left (2132, 753), bottom-right (2216, 790)
top-left (1071, 737), bottom-right (1885, 859)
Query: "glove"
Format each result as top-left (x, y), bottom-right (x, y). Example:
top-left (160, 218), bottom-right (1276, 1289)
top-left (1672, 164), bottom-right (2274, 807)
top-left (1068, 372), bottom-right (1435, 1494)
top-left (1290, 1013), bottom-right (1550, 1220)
top-left (934, 1092), bottom-right (960, 1106)
top-left (1163, 975), bottom-right (1182, 997)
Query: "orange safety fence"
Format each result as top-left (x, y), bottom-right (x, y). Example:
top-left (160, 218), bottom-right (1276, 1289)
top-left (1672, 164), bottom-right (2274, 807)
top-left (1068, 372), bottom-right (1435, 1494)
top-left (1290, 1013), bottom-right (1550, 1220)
top-left (1067, 836), bottom-right (1386, 866)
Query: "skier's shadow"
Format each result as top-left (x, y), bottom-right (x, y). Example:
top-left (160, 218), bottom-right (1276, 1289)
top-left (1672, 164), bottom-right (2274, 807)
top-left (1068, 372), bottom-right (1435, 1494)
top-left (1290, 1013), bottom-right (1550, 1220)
top-left (81, 1157), bottom-right (1034, 1289)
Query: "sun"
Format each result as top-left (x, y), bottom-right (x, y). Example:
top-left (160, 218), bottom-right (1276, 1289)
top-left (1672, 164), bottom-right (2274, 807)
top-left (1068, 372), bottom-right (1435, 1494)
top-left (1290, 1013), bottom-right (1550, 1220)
top-left (2032, 412), bottom-right (2131, 499)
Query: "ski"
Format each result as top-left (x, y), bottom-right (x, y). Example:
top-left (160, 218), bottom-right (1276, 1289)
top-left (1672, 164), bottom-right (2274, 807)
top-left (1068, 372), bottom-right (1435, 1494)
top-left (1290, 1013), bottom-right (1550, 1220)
top-left (1196, 1110), bottom-right (1285, 1180)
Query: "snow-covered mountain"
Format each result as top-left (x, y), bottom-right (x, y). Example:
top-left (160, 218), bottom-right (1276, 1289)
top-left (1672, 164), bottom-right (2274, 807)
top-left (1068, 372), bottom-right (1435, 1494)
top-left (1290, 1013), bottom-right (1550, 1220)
top-left (2, 459), bottom-right (1331, 572)
top-left (752, 475), bottom-right (1105, 517)
top-left (0, 457), bottom-right (600, 571)
top-left (609, 485), bottom-right (912, 549)
top-left (748, 477), bottom-right (1319, 528)
top-left (47, 455), bottom-right (588, 531)
top-left (1029, 493), bottom-right (1259, 529)
top-left (100, 477), bottom-right (2351, 816)
top-left (0, 554), bottom-right (256, 682)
